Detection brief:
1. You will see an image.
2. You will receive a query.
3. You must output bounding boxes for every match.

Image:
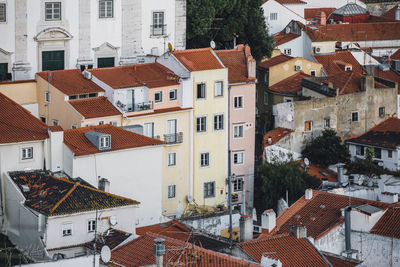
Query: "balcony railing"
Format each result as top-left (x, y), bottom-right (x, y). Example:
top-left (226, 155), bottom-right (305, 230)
top-left (150, 24), bottom-right (167, 37)
top-left (125, 101), bottom-right (153, 112)
top-left (163, 132), bottom-right (183, 144)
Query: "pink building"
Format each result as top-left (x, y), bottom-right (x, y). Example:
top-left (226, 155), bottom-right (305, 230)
top-left (216, 45), bottom-right (256, 213)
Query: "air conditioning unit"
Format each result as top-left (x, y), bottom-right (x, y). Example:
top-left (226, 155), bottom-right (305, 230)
top-left (313, 47), bottom-right (321, 54)
top-left (82, 70), bottom-right (92, 80)
top-left (294, 65), bottom-right (302, 71)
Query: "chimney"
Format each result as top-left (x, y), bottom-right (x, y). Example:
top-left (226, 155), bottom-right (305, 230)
top-left (344, 206), bottom-right (352, 252)
top-left (364, 65), bottom-right (375, 76)
top-left (328, 82), bottom-right (333, 88)
top-left (247, 56), bottom-right (256, 79)
top-left (49, 127), bottom-right (64, 172)
top-left (240, 215), bottom-right (253, 242)
top-left (98, 178), bottom-right (110, 192)
top-left (395, 6), bottom-right (400, 21)
top-left (381, 192), bottom-right (398, 204)
top-left (153, 238), bottom-right (165, 267)
top-left (316, 11), bottom-right (326, 25)
top-left (261, 255), bottom-right (282, 267)
top-left (336, 163), bottom-right (347, 184)
top-left (305, 188), bottom-right (313, 200)
top-left (268, 136), bottom-right (272, 145)
top-left (360, 75), bottom-right (374, 92)
top-left (261, 209), bottom-right (276, 233)
top-left (151, 47), bottom-right (160, 56)
top-left (289, 225), bottom-right (307, 238)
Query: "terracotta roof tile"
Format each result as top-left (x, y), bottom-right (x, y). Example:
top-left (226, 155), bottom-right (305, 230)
top-left (49, 125), bottom-right (64, 132)
top-left (86, 229), bottom-right (132, 251)
top-left (258, 190), bottom-right (397, 240)
top-left (268, 72), bottom-right (310, 95)
top-left (0, 92), bottom-right (49, 144)
top-left (264, 127), bottom-right (294, 147)
top-left (370, 207), bottom-right (400, 239)
top-left (8, 170), bottom-right (139, 216)
top-left (346, 117), bottom-right (400, 149)
top-left (391, 49), bottom-right (400, 60)
top-left (239, 233), bottom-right (330, 266)
top-left (68, 96), bottom-right (121, 119)
top-left (305, 163), bottom-right (338, 182)
top-left (263, 0), bottom-right (306, 4)
top-left (259, 54), bottom-right (293, 69)
top-left (36, 69), bottom-right (104, 96)
top-left (314, 51), bottom-right (363, 75)
top-left (89, 63), bottom-right (179, 89)
top-left (173, 48), bottom-right (225, 72)
top-left (111, 232), bottom-right (260, 267)
top-left (323, 252), bottom-right (361, 267)
top-left (215, 45), bottom-right (256, 84)
top-left (305, 8), bottom-right (336, 20)
top-left (373, 66), bottom-right (400, 93)
top-left (63, 124), bottom-right (164, 156)
top-left (381, 6), bottom-right (400, 21)
top-left (274, 33), bottom-right (301, 46)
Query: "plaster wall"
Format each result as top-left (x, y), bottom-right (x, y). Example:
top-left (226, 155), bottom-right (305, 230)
top-left (0, 80), bottom-right (37, 105)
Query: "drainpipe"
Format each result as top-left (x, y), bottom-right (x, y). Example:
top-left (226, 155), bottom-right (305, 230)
top-left (228, 84), bottom-right (233, 246)
top-left (345, 206), bottom-right (352, 252)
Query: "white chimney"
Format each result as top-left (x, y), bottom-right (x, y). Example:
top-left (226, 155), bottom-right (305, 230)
top-left (261, 209), bottom-right (276, 233)
top-left (268, 137), bottom-right (272, 145)
top-left (381, 192), bottom-right (398, 204)
top-left (261, 254), bottom-right (282, 267)
top-left (49, 127), bottom-right (64, 172)
top-left (289, 225), bottom-right (307, 238)
top-left (240, 215), bottom-right (253, 242)
top-left (396, 6), bottom-right (400, 21)
top-left (305, 188), bottom-right (313, 200)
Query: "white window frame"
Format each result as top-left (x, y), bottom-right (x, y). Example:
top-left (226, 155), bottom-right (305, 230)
top-left (379, 107), bottom-right (385, 118)
top-left (284, 48), bottom-right (291, 55)
top-left (169, 89), bottom-right (177, 101)
top-left (214, 81), bottom-right (223, 97)
top-left (144, 122), bottom-right (154, 138)
top-left (196, 116), bottom-right (207, 133)
top-left (152, 11), bottom-right (165, 36)
top-left (0, 3), bottom-right (6, 23)
top-left (200, 152), bottom-right (210, 168)
top-left (270, 12), bottom-right (277, 21)
top-left (45, 91), bottom-right (50, 102)
top-left (88, 219), bottom-right (96, 233)
top-left (233, 178), bottom-right (243, 192)
top-left (98, 121), bottom-right (104, 125)
top-left (233, 124), bottom-right (244, 138)
top-left (100, 136), bottom-right (111, 149)
top-left (213, 114), bottom-right (224, 131)
top-left (167, 184), bottom-right (176, 199)
top-left (110, 121), bottom-right (118, 126)
top-left (234, 96), bottom-right (243, 109)
top-left (45, 2), bottom-right (61, 21)
top-left (233, 151), bottom-right (244, 165)
top-left (99, 0), bottom-right (113, 18)
top-left (324, 118), bottom-right (330, 128)
top-left (154, 91), bottom-right (163, 103)
top-left (351, 111), bottom-right (359, 122)
top-left (62, 222), bottom-right (72, 237)
top-left (52, 119), bottom-right (59, 126)
top-left (197, 83), bottom-right (206, 99)
top-left (310, 70), bottom-right (316, 76)
top-left (21, 147), bottom-right (33, 160)
top-left (204, 181), bottom-right (215, 198)
top-left (168, 152), bottom-right (176, 166)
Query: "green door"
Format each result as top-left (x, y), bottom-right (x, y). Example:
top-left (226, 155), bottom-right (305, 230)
top-left (42, 51), bottom-right (65, 71)
top-left (97, 57), bottom-right (115, 68)
top-left (0, 63), bottom-right (8, 81)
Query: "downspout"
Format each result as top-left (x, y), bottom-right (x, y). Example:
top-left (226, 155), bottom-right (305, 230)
top-left (228, 83), bottom-right (233, 246)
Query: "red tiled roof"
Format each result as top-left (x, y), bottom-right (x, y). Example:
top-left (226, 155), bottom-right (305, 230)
top-left (0, 79), bottom-right (35, 85)
top-left (305, 163), bottom-right (338, 182)
top-left (314, 51), bottom-right (363, 75)
top-left (259, 54), bottom-right (293, 69)
top-left (89, 63), bottom-right (179, 89)
top-left (215, 45), bottom-right (256, 84)
top-left (263, 0), bottom-right (306, 4)
top-left (381, 6), bottom-right (400, 21)
top-left (0, 92), bottom-right (49, 144)
top-left (68, 96), bottom-right (121, 119)
top-left (274, 32), bottom-right (301, 46)
top-left (126, 107), bottom-right (192, 118)
top-left (323, 253), bottom-right (361, 267)
top-left (258, 190), bottom-right (397, 240)
top-left (264, 127), bottom-right (294, 147)
top-left (391, 49), bottom-right (400, 60)
top-left (346, 117), bottom-right (400, 149)
top-left (370, 207), bottom-right (400, 239)
top-left (172, 48), bottom-right (225, 72)
top-left (36, 69), bottom-right (104, 96)
top-left (239, 233), bottom-right (330, 266)
top-left (111, 232), bottom-right (260, 267)
top-left (136, 219), bottom-right (192, 242)
top-left (268, 72), bottom-right (310, 95)
top-left (63, 124), bottom-right (164, 156)
top-left (49, 125), bottom-right (63, 132)
top-left (373, 66), bottom-right (400, 93)
top-left (305, 8), bottom-right (336, 20)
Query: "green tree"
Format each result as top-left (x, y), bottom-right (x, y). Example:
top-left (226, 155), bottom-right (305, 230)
top-left (254, 161), bottom-right (321, 212)
top-left (346, 147), bottom-right (385, 180)
top-left (302, 129), bottom-right (348, 168)
top-left (186, 0), bottom-right (274, 61)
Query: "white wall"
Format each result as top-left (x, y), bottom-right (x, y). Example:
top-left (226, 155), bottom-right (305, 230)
top-left (304, 0), bottom-right (365, 9)
top-left (276, 33), bottom-right (306, 59)
top-left (264, 145), bottom-right (301, 163)
top-left (16, 255), bottom-right (100, 267)
top-left (64, 145), bottom-right (164, 227)
top-left (348, 143), bottom-right (400, 171)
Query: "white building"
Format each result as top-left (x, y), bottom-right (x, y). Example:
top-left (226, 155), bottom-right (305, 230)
top-left (3, 170), bottom-right (138, 261)
top-left (0, 0), bottom-right (186, 80)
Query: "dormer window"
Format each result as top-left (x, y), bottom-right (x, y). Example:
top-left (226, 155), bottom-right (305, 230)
top-left (100, 136), bottom-right (110, 149)
top-left (345, 66), bottom-right (352, 71)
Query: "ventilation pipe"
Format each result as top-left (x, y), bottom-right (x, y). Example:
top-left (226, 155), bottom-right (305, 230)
top-left (239, 215), bottom-right (253, 242)
top-left (344, 206), bottom-right (352, 252)
top-left (153, 238), bottom-right (165, 267)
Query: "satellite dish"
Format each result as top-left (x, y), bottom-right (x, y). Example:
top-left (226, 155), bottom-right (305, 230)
top-left (109, 216), bottom-right (117, 226)
top-left (378, 162), bottom-right (384, 167)
top-left (304, 158), bottom-right (310, 166)
top-left (287, 114), bottom-right (293, 122)
top-left (210, 40), bottom-right (216, 49)
top-left (168, 43), bottom-right (173, 52)
top-left (100, 245), bottom-right (111, 263)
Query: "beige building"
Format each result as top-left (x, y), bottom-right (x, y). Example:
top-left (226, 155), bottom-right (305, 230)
top-left (0, 79), bottom-right (38, 117)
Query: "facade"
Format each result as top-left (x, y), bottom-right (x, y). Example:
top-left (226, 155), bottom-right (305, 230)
top-left (0, 79), bottom-right (39, 116)
top-left (0, 0), bottom-right (186, 81)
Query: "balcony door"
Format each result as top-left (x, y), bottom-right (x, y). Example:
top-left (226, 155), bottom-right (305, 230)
top-left (42, 50), bottom-right (64, 71)
top-left (167, 119), bottom-right (177, 143)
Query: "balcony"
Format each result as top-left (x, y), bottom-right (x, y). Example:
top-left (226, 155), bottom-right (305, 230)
top-left (124, 101), bottom-right (153, 113)
top-left (150, 24), bottom-right (167, 37)
top-left (163, 132), bottom-right (183, 144)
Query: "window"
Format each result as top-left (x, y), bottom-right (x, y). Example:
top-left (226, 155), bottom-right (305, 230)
top-left (196, 117), bottom-right (207, 133)
top-left (110, 121), bottom-right (118, 126)
top-left (169, 89), bottom-right (177, 101)
top-left (264, 92), bottom-right (268, 105)
top-left (351, 111), bottom-right (359, 122)
top-left (197, 83), bottom-right (206, 99)
top-left (304, 121), bottom-right (312, 132)
top-left (79, 94), bottom-right (88, 99)
top-left (99, 121), bottom-right (104, 125)
top-left (264, 71), bottom-right (269, 86)
top-left (100, 136), bottom-right (111, 149)
top-left (345, 66), bottom-right (352, 71)
top-left (40, 116), bottom-right (47, 123)
top-left (45, 91), bottom-right (50, 102)
top-left (62, 223), bottom-right (72, 237)
top-left (204, 182), bottom-right (215, 198)
top-left (213, 114), bottom-right (224, 130)
top-left (200, 152), bottom-right (209, 167)
top-left (233, 179), bottom-right (243, 191)
top-left (310, 70), bottom-right (316, 76)
top-left (356, 145), bottom-right (364, 156)
top-left (0, 3), bottom-right (6, 22)
top-left (284, 48), bottom-right (291, 55)
top-left (233, 125), bottom-right (244, 138)
top-left (71, 125), bottom-right (77, 129)
top-left (69, 95), bottom-right (77, 100)
top-left (233, 152), bottom-right (244, 164)
top-left (379, 107), bottom-right (385, 118)
top-left (88, 219), bottom-right (96, 233)
top-left (99, 0), bottom-right (113, 18)
top-left (22, 147), bottom-right (33, 160)
top-left (214, 81), bottom-right (223, 97)
top-left (284, 97), bottom-right (293, 103)
top-left (234, 96), bottom-right (243, 108)
top-left (152, 11), bottom-right (165, 35)
top-left (144, 123), bottom-right (154, 138)
top-left (155, 91), bottom-right (163, 103)
top-left (45, 2), bottom-right (61, 21)
top-left (168, 152), bottom-right (176, 166)
top-left (374, 148), bottom-right (382, 159)
top-left (324, 118), bottom-right (330, 128)
top-left (388, 150), bottom-right (393, 158)
top-left (168, 185), bottom-right (176, 199)
top-left (270, 12), bottom-right (277, 20)
top-left (52, 119), bottom-right (59, 126)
